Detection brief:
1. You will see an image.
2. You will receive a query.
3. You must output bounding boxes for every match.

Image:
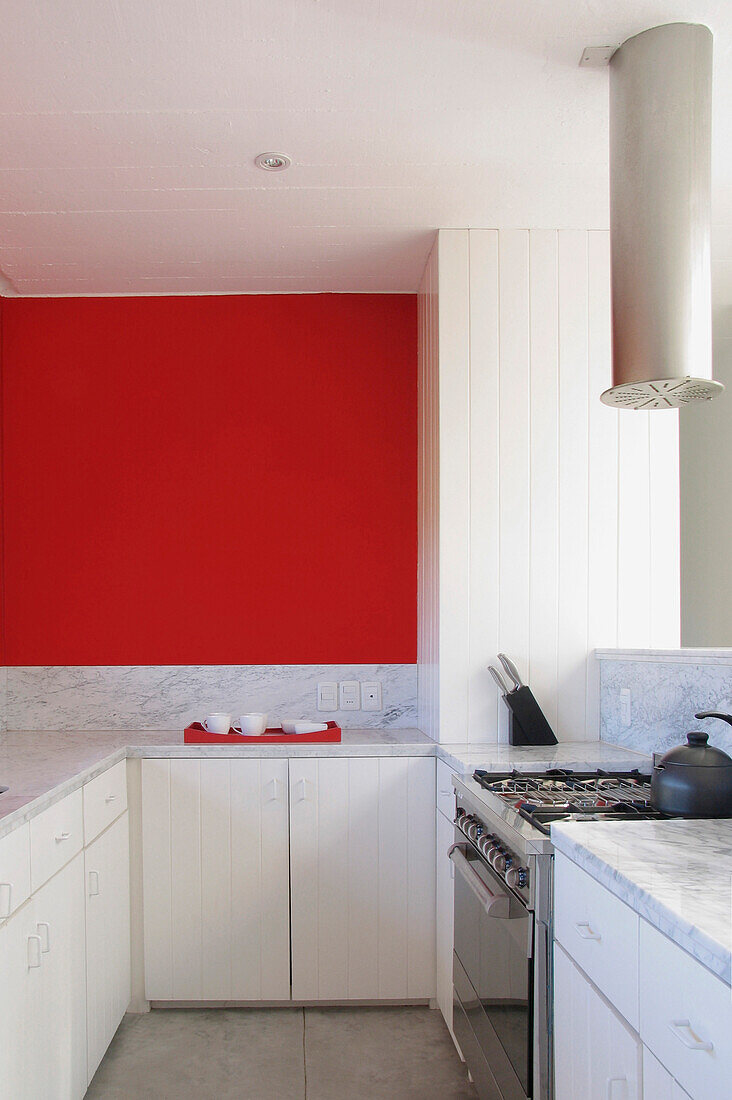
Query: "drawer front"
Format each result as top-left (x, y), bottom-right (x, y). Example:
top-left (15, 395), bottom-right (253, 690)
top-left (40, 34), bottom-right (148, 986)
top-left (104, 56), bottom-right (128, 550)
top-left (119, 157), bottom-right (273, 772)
top-left (436, 760), bottom-right (457, 822)
top-left (0, 824), bottom-right (31, 921)
top-left (639, 919), bottom-right (731, 1100)
top-left (553, 853), bottom-right (639, 1028)
top-left (84, 760), bottom-right (128, 844)
top-left (30, 789), bottom-right (83, 892)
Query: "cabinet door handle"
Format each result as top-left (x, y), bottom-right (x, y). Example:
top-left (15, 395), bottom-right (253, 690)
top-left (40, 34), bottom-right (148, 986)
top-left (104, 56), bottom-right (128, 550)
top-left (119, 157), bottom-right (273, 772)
top-left (36, 921), bottom-right (51, 953)
top-left (295, 778), bottom-right (310, 803)
top-left (88, 870), bottom-right (100, 897)
top-left (27, 934), bottom-right (42, 969)
top-left (0, 882), bottom-right (11, 918)
top-left (606, 1078), bottom-right (627, 1099)
top-left (574, 921), bottom-right (601, 941)
top-left (266, 778), bottom-right (280, 802)
top-left (104, 794), bottom-right (117, 804)
top-left (668, 1019), bottom-right (714, 1052)
top-left (55, 831), bottom-right (71, 843)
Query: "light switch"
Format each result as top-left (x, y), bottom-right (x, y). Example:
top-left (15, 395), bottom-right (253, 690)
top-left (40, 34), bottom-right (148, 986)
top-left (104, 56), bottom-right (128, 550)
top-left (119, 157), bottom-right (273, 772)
top-left (361, 681), bottom-right (382, 711)
top-left (339, 681), bottom-right (360, 710)
top-left (317, 682), bottom-right (338, 711)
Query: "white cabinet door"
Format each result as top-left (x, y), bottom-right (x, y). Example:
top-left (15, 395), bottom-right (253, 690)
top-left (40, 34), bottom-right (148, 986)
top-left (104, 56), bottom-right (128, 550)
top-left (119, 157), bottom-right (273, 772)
top-left (289, 756), bottom-right (435, 1001)
top-left (643, 1047), bottom-right (692, 1100)
top-left (436, 806), bottom-right (455, 1033)
top-left (554, 941), bottom-right (641, 1100)
top-left (31, 851), bottom-right (88, 1100)
top-left (0, 897), bottom-right (40, 1097)
top-left (142, 758), bottom-right (290, 1001)
top-left (86, 812), bottom-right (131, 1082)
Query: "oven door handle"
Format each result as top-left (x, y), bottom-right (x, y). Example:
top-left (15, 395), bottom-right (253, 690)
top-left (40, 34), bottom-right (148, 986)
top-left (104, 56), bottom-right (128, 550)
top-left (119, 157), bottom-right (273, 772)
top-left (448, 844), bottom-right (511, 918)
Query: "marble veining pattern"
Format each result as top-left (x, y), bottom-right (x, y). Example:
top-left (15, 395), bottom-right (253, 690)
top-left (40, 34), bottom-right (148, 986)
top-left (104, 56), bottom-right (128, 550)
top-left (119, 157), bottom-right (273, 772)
top-left (4, 664), bottom-right (417, 731)
top-left (439, 740), bottom-right (650, 775)
top-left (600, 656), bottom-right (732, 755)
top-left (552, 818), bottom-right (732, 986)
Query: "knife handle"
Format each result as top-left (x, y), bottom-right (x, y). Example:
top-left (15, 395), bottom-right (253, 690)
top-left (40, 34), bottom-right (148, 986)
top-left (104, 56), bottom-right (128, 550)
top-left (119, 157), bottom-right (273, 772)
top-left (497, 653), bottom-right (523, 690)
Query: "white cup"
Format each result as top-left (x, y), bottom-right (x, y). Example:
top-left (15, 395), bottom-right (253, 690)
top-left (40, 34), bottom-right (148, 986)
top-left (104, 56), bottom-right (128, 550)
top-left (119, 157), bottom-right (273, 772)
top-left (201, 713), bottom-right (232, 735)
top-left (232, 713), bottom-right (268, 736)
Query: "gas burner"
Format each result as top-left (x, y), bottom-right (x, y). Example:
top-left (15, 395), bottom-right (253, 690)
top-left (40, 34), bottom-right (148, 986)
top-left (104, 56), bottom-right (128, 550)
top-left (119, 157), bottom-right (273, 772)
top-left (472, 768), bottom-right (660, 835)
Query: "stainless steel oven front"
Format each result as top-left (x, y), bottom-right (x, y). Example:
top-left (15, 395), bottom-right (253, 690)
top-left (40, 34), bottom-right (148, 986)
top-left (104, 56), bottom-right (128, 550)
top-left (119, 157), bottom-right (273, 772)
top-left (451, 821), bottom-right (552, 1100)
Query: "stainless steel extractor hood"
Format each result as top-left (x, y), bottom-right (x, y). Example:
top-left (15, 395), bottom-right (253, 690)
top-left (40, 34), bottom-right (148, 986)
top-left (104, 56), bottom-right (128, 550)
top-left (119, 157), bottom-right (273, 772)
top-left (601, 23), bottom-right (724, 410)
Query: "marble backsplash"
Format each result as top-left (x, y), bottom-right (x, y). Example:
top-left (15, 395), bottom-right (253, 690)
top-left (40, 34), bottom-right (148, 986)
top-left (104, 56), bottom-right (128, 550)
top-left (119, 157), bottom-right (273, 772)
top-left (2, 664), bottom-right (418, 731)
top-left (599, 650), bottom-right (732, 755)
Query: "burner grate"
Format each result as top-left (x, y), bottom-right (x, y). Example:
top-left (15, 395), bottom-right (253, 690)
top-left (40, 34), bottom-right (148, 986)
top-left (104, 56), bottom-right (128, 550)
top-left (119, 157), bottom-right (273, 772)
top-left (472, 768), bottom-right (656, 827)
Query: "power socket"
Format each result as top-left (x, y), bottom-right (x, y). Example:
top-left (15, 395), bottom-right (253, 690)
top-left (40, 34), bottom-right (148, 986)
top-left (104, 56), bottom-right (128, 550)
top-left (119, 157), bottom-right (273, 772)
top-left (339, 681), bottom-right (360, 710)
top-left (361, 681), bottom-right (382, 711)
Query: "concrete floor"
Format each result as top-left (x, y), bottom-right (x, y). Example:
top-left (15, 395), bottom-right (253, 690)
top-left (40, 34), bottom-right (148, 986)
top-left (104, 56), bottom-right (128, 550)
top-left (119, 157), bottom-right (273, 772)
top-left (86, 1006), bottom-right (478, 1099)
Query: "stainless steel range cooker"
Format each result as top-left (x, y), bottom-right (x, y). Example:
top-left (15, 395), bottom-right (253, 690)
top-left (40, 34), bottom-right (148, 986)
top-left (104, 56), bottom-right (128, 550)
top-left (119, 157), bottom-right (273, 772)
top-left (450, 768), bottom-right (657, 1100)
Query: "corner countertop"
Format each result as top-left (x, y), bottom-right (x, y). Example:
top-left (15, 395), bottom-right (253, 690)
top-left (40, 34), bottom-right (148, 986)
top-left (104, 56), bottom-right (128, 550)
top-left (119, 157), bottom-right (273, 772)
top-left (0, 728), bottom-right (650, 842)
top-left (552, 817), bottom-right (732, 987)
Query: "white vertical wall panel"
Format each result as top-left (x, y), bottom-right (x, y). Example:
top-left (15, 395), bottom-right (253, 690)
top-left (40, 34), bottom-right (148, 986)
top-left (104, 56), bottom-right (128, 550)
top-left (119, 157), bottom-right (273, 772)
top-left (528, 230), bottom-right (560, 736)
top-left (617, 414), bottom-right (652, 647)
top-left (289, 757), bottom-right (435, 1002)
top-left (497, 231), bottom-right (532, 742)
top-left (649, 413), bottom-right (681, 647)
top-left (557, 231), bottom-right (590, 741)
top-left (436, 231), bottom-right (471, 743)
top-left (468, 230), bottom-right (501, 743)
top-left (417, 240), bottom-right (440, 743)
top-left (586, 231), bottom-right (619, 736)
top-left (417, 227), bottom-right (680, 745)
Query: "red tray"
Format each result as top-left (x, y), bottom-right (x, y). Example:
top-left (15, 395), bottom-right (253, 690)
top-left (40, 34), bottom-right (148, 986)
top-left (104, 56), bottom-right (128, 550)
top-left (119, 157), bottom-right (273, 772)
top-left (184, 720), bottom-right (342, 745)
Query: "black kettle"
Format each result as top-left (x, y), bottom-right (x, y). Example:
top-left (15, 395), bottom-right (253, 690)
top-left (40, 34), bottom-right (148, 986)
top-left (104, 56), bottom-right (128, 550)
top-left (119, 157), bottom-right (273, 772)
top-left (650, 712), bottom-right (732, 818)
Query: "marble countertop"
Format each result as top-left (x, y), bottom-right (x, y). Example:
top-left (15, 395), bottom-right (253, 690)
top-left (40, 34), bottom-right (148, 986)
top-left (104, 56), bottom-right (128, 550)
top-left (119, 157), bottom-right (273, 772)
top-left (552, 818), bottom-right (732, 987)
top-left (0, 728), bottom-right (650, 841)
top-left (440, 740), bottom-right (649, 774)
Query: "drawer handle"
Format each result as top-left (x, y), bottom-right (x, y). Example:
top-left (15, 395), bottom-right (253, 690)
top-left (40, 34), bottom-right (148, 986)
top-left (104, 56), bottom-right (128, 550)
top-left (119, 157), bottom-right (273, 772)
top-left (88, 870), bottom-right (100, 897)
top-left (27, 934), bottom-right (42, 969)
top-left (0, 882), bottom-right (11, 918)
top-left (574, 921), bottom-right (601, 941)
top-left (55, 831), bottom-right (71, 843)
top-left (606, 1078), bottom-right (627, 1099)
top-left (668, 1019), bottom-right (714, 1053)
top-left (36, 921), bottom-right (51, 953)
top-left (104, 795), bottom-right (117, 803)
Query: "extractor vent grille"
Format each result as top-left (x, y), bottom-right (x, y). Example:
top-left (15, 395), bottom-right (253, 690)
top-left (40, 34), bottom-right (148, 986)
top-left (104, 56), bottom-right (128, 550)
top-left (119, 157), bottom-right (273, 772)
top-left (600, 377), bottom-right (724, 410)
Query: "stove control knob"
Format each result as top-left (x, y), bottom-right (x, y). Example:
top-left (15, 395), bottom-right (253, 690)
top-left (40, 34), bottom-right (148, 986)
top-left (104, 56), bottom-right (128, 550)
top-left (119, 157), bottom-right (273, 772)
top-left (488, 845), bottom-right (504, 867)
top-left (465, 818), bottom-right (480, 841)
top-left (492, 851), bottom-right (509, 873)
top-left (477, 834), bottom-right (493, 857)
top-left (505, 866), bottom-right (529, 890)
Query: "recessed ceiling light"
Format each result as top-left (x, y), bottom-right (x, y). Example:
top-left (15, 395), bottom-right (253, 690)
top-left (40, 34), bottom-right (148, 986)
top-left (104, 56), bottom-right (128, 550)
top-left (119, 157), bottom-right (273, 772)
top-left (255, 152), bottom-right (291, 171)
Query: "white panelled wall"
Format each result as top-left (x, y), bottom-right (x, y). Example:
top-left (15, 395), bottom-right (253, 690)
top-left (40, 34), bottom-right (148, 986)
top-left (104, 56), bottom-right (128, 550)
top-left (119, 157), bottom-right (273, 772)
top-left (418, 229), bottom-right (680, 744)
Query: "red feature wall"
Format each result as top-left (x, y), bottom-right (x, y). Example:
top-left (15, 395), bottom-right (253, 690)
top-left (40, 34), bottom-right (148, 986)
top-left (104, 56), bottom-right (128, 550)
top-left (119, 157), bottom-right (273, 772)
top-left (1, 294), bottom-right (417, 665)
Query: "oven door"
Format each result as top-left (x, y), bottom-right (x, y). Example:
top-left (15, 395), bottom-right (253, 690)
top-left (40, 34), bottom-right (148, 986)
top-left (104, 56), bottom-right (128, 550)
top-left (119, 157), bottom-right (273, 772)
top-left (451, 841), bottom-right (533, 1100)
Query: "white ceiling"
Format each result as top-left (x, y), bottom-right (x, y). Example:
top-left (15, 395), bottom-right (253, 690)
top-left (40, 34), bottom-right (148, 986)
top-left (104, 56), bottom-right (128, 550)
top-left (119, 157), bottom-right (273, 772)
top-left (0, 0), bottom-right (731, 298)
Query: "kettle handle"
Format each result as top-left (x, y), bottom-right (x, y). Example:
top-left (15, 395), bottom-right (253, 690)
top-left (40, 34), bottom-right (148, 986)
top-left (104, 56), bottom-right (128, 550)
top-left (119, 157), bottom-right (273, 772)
top-left (695, 711), bottom-right (732, 728)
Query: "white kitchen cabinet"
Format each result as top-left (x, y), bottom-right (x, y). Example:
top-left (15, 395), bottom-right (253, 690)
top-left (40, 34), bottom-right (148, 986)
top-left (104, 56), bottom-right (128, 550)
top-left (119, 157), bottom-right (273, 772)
top-left (142, 758), bottom-right (290, 1001)
top-left (436, 794), bottom-right (456, 1033)
top-left (289, 756), bottom-right (435, 1001)
top-left (29, 851), bottom-right (87, 1099)
top-left (0, 822), bottom-right (31, 921)
top-left (643, 1047), bottom-right (692, 1100)
top-left (554, 940), bottom-right (641, 1100)
top-left (85, 812), bottom-right (131, 1082)
top-left (0, 895), bottom-right (39, 1096)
